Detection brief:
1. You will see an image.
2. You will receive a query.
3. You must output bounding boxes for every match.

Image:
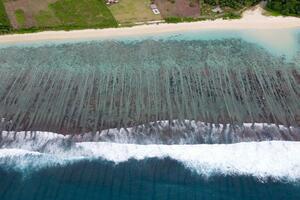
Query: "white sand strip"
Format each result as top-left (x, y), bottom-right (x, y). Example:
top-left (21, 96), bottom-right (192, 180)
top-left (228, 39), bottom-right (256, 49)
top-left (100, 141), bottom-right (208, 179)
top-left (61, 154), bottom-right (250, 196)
top-left (0, 7), bottom-right (299, 44)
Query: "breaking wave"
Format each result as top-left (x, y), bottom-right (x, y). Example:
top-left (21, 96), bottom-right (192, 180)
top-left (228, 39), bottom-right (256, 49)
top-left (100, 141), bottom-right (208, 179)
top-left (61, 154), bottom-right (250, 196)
top-left (1, 122), bottom-right (300, 181)
top-left (1, 139), bottom-right (300, 182)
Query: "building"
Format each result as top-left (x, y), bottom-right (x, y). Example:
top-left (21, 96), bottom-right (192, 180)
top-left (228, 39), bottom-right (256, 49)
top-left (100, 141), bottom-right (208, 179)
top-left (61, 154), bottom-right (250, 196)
top-left (150, 4), bottom-right (160, 15)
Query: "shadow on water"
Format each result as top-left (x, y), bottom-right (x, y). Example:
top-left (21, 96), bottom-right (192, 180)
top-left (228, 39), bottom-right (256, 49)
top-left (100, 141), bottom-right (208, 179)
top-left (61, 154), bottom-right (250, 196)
top-left (0, 158), bottom-right (300, 200)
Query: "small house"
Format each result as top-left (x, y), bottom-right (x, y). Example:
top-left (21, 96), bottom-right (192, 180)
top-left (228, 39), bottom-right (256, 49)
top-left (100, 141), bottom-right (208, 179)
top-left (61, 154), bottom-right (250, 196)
top-left (106, 0), bottom-right (119, 5)
top-left (212, 6), bottom-right (223, 13)
top-left (150, 4), bottom-right (160, 15)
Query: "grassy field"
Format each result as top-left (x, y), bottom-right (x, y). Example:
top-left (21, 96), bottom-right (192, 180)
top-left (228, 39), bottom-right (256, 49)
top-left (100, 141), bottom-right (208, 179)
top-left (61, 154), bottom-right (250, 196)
top-left (0, 0), bottom-right (10, 33)
top-left (42, 0), bottom-right (118, 29)
top-left (15, 9), bottom-right (26, 28)
top-left (109, 0), bottom-right (161, 25)
top-left (4, 0), bottom-right (117, 31)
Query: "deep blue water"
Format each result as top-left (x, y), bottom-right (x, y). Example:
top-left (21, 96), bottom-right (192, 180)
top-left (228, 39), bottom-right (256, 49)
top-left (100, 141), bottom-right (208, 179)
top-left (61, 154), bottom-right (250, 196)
top-left (0, 28), bottom-right (300, 200)
top-left (1, 158), bottom-right (300, 200)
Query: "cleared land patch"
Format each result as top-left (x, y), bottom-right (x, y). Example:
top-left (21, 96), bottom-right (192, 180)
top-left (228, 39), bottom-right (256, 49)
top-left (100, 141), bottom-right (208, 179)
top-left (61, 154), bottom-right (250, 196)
top-left (4, 0), bottom-right (117, 30)
top-left (155, 0), bottom-right (200, 18)
top-left (109, 0), bottom-right (161, 25)
top-left (4, 0), bottom-right (57, 29)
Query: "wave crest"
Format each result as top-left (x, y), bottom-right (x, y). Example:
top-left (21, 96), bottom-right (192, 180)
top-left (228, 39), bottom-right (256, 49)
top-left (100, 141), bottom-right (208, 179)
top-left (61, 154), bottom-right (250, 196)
top-left (1, 140), bottom-right (300, 182)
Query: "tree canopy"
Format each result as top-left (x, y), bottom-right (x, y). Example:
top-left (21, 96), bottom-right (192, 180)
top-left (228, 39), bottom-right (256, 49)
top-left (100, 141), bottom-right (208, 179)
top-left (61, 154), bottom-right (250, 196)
top-left (204, 0), bottom-right (260, 9)
top-left (267, 0), bottom-right (300, 16)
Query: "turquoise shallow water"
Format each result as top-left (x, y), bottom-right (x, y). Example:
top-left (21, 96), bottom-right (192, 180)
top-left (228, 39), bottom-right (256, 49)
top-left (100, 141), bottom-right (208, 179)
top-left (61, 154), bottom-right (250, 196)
top-left (0, 29), bottom-right (299, 133)
top-left (0, 29), bottom-right (300, 199)
top-left (1, 28), bottom-right (299, 57)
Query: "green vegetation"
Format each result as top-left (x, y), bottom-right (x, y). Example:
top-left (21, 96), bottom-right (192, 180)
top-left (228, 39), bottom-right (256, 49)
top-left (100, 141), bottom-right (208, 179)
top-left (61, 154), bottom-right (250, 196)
top-left (200, 0), bottom-right (259, 19)
top-left (36, 0), bottom-right (118, 29)
top-left (3, 0), bottom-right (118, 32)
top-left (15, 9), bottom-right (26, 27)
top-left (222, 12), bottom-right (241, 19)
top-left (165, 16), bottom-right (207, 23)
top-left (0, 0), bottom-right (10, 33)
top-left (0, 0), bottom-right (118, 34)
top-left (165, 16), bottom-right (214, 24)
top-left (0, 0), bottom-right (299, 35)
top-left (266, 0), bottom-right (300, 16)
top-left (264, 7), bottom-right (282, 16)
top-left (36, 10), bottom-right (60, 28)
top-left (165, 11), bottom-right (241, 23)
top-left (109, 0), bottom-right (161, 25)
top-left (204, 0), bottom-right (260, 8)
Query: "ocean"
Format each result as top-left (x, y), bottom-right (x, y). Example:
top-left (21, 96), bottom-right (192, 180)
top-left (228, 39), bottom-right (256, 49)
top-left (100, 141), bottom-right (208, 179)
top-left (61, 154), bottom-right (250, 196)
top-left (0, 28), bottom-right (300, 199)
top-left (1, 135), bottom-right (300, 200)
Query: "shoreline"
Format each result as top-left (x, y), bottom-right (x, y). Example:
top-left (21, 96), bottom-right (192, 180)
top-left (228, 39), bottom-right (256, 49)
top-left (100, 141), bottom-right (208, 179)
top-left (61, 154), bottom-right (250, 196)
top-left (0, 7), bottom-right (300, 44)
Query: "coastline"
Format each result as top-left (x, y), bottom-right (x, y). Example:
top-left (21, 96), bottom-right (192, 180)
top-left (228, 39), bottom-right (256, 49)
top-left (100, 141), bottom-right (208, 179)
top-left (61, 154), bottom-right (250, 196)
top-left (0, 7), bottom-right (300, 44)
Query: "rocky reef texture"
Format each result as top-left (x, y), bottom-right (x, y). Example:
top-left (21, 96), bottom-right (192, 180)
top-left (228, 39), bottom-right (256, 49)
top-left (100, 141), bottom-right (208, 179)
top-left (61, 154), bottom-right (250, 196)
top-left (0, 39), bottom-right (299, 134)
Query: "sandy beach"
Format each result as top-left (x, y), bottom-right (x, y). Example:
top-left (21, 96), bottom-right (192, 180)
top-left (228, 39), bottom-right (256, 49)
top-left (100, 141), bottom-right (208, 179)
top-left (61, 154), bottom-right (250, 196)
top-left (0, 7), bottom-right (300, 44)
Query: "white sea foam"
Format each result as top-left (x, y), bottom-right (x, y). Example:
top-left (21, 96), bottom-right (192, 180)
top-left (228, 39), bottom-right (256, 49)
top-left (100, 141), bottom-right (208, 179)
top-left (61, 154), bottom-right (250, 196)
top-left (0, 139), bottom-right (300, 182)
top-left (76, 141), bottom-right (300, 181)
top-left (3, 121), bottom-right (294, 146)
